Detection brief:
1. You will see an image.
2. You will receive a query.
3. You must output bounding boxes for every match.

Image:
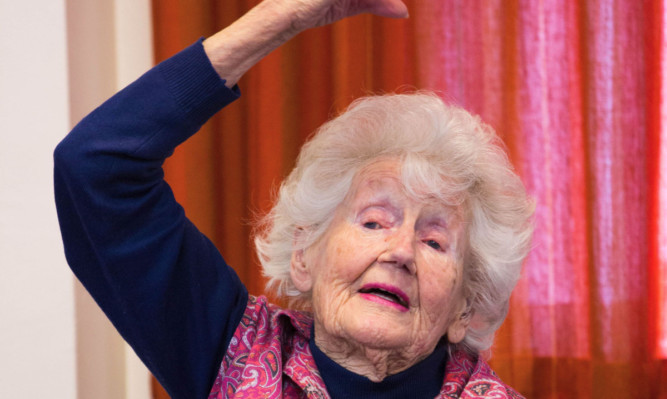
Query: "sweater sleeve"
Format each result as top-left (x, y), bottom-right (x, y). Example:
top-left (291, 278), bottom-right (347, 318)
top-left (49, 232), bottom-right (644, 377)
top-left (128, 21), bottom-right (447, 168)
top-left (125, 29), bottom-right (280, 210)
top-left (53, 40), bottom-right (249, 399)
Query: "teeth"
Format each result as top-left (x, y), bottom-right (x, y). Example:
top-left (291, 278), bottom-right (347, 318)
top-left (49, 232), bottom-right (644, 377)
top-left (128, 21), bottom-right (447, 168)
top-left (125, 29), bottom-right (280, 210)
top-left (361, 288), bottom-right (407, 307)
top-left (375, 291), bottom-right (400, 304)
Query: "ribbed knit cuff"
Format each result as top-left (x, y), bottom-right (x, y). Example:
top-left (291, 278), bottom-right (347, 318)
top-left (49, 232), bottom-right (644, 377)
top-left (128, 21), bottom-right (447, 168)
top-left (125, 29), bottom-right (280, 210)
top-left (157, 38), bottom-right (241, 127)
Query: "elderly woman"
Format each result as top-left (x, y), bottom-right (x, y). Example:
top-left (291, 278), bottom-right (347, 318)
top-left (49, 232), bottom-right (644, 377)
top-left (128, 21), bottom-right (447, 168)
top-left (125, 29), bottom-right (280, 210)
top-left (55, 0), bottom-right (533, 398)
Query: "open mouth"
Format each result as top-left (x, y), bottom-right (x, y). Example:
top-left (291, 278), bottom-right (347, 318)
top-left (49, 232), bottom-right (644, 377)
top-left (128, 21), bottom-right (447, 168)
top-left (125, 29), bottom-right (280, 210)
top-left (358, 284), bottom-right (410, 310)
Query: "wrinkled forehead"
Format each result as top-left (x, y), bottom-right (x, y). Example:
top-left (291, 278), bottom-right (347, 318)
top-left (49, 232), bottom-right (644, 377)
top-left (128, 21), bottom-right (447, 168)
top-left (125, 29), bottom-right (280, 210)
top-left (345, 156), bottom-right (469, 219)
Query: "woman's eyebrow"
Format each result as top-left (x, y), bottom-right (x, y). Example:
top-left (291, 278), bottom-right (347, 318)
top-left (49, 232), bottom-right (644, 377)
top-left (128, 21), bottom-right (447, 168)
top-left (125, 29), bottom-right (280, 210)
top-left (358, 193), bottom-right (403, 212)
top-left (416, 218), bottom-right (449, 232)
top-left (419, 206), bottom-right (461, 227)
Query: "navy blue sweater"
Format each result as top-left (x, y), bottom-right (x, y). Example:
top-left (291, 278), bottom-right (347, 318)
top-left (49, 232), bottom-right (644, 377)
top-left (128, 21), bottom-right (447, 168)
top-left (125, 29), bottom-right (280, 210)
top-left (54, 40), bottom-right (446, 398)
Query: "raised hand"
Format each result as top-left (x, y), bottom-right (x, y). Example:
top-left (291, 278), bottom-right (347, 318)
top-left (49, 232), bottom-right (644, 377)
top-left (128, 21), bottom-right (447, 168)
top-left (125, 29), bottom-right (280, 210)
top-left (288, 0), bottom-right (409, 30)
top-left (204, 0), bottom-right (409, 87)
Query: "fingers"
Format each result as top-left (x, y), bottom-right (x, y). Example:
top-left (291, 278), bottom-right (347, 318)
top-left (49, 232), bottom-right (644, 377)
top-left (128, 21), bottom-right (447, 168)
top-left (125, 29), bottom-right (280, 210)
top-left (364, 0), bottom-right (409, 18)
top-left (276, 0), bottom-right (409, 33)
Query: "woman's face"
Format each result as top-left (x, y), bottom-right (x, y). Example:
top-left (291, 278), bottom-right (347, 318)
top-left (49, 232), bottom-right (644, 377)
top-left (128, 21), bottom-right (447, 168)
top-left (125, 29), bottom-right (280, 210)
top-left (291, 159), bottom-right (469, 368)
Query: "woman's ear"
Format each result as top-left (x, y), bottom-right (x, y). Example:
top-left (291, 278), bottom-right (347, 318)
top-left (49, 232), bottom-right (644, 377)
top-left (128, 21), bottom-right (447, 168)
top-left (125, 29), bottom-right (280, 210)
top-left (290, 228), bottom-right (313, 293)
top-left (290, 248), bottom-right (313, 292)
top-left (447, 300), bottom-right (472, 344)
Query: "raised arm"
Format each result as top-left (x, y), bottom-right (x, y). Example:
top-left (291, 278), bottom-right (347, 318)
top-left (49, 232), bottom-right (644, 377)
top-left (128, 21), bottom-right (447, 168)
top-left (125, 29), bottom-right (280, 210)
top-left (54, 40), bottom-right (246, 398)
top-left (54, 1), bottom-right (406, 398)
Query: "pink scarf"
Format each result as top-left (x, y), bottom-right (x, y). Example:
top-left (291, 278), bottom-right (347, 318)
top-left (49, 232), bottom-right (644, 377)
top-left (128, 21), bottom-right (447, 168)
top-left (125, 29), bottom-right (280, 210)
top-left (208, 296), bottom-right (523, 398)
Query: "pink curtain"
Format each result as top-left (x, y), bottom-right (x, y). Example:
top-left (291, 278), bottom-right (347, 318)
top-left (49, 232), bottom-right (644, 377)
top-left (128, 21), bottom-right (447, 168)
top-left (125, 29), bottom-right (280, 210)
top-left (152, 0), bottom-right (667, 396)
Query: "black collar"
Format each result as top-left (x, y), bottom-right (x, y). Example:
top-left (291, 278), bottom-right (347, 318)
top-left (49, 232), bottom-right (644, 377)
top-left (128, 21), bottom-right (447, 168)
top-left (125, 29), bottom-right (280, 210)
top-left (309, 327), bottom-right (448, 399)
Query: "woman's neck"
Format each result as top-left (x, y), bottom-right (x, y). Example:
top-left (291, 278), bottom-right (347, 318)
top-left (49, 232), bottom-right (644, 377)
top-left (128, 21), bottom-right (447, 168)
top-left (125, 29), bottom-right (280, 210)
top-left (309, 326), bottom-right (449, 399)
top-left (312, 321), bottom-right (437, 381)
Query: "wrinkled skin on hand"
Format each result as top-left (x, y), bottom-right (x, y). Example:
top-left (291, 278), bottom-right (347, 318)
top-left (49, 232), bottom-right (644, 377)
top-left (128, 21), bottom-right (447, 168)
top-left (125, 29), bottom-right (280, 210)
top-left (288, 0), bottom-right (408, 30)
top-left (202, 0), bottom-right (409, 87)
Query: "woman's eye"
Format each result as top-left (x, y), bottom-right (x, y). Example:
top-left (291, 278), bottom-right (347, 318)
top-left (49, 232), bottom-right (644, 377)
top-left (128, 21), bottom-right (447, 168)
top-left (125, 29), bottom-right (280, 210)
top-left (363, 221), bottom-right (381, 229)
top-left (425, 240), bottom-right (442, 250)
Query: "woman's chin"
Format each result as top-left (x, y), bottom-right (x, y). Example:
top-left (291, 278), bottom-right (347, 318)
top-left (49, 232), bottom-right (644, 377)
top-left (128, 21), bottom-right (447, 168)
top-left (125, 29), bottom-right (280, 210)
top-left (343, 310), bottom-right (416, 350)
top-left (316, 295), bottom-right (432, 355)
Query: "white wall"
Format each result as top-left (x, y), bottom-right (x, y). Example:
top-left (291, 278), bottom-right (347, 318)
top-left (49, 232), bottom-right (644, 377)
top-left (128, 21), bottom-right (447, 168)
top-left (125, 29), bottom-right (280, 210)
top-left (0, 0), bottom-right (153, 397)
top-left (0, 1), bottom-right (76, 397)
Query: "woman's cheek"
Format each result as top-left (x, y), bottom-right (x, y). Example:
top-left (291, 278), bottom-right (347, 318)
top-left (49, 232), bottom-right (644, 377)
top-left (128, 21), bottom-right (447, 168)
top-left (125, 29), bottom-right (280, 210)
top-left (419, 260), bottom-right (460, 307)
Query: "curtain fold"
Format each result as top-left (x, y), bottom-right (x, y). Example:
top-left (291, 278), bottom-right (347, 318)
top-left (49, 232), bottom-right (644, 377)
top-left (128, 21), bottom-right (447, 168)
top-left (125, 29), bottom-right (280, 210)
top-left (151, 0), bottom-right (667, 397)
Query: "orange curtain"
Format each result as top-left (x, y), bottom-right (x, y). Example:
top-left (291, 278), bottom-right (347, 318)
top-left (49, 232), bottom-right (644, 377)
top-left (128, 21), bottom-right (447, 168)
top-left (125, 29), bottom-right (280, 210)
top-left (151, 0), bottom-right (667, 397)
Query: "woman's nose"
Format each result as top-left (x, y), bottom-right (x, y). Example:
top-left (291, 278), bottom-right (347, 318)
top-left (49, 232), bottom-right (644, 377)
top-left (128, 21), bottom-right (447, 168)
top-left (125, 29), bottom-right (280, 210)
top-left (378, 227), bottom-right (417, 274)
